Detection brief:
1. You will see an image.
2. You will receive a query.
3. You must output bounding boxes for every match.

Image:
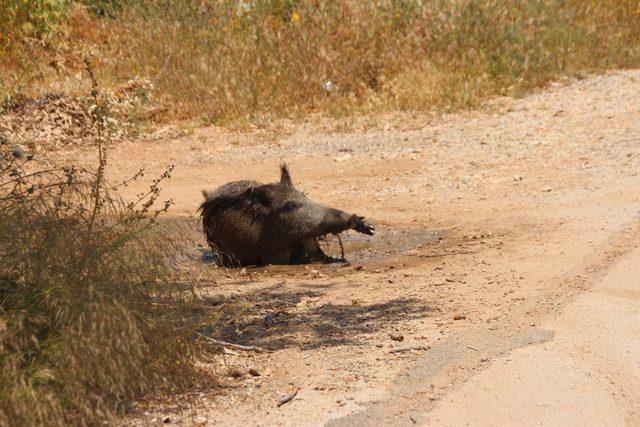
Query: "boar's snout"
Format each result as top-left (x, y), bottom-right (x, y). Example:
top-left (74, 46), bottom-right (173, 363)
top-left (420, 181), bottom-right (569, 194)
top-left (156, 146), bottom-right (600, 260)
top-left (321, 208), bottom-right (375, 236)
top-left (354, 216), bottom-right (375, 236)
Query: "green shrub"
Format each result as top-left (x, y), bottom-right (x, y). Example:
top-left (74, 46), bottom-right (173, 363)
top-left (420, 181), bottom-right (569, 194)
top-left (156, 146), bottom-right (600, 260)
top-left (0, 0), bottom-right (71, 42)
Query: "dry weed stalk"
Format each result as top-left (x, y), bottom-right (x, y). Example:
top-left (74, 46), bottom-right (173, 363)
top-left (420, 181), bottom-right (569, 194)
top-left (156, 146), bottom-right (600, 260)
top-left (0, 61), bottom-right (200, 427)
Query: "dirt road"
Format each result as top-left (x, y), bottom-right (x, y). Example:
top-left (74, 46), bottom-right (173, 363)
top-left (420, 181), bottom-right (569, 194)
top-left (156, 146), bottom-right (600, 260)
top-left (56, 70), bottom-right (640, 425)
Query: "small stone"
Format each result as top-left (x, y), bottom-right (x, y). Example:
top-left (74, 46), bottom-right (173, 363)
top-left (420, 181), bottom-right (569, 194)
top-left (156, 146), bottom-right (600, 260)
top-left (12, 146), bottom-right (25, 159)
top-left (248, 368), bottom-right (261, 377)
top-left (194, 416), bottom-right (208, 425)
top-left (453, 315), bottom-right (467, 320)
top-left (542, 187), bottom-right (552, 192)
top-left (308, 269), bottom-right (326, 278)
top-left (322, 80), bottom-right (335, 93)
top-left (334, 153), bottom-right (352, 162)
top-left (228, 368), bottom-right (244, 379)
top-left (390, 333), bottom-right (404, 342)
top-left (201, 250), bottom-right (215, 262)
top-left (163, 416), bottom-right (171, 423)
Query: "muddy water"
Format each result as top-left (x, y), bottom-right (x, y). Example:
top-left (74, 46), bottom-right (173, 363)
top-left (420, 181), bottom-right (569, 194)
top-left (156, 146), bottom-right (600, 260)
top-left (317, 228), bottom-right (441, 264)
top-left (158, 215), bottom-right (441, 270)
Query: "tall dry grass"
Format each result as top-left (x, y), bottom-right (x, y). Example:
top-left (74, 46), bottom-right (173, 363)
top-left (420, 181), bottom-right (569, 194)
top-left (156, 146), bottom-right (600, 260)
top-left (0, 63), bottom-right (202, 425)
top-left (2, 1), bottom-right (640, 123)
top-left (95, 0), bottom-right (640, 123)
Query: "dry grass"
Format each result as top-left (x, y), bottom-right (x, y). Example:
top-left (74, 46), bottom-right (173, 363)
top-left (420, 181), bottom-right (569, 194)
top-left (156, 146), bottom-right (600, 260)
top-left (1, 79), bottom-right (155, 150)
top-left (0, 64), bottom-right (207, 425)
top-left (5, 0), bottom-right (638, 126)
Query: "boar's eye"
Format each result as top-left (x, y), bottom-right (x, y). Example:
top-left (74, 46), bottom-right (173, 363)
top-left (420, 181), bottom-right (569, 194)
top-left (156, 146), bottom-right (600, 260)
top-left (282, 201), bottom-right (298, 212)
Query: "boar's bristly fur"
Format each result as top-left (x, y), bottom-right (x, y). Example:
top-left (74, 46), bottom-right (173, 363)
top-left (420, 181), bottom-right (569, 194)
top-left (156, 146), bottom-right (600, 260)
top-left (199, 164), bottom-right (374, 266)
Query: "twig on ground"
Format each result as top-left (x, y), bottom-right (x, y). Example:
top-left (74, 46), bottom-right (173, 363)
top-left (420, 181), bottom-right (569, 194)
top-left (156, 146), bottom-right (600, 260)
top-left (196, 332), bottom-right (266, 353)
top-left (389, 345), bottom-right (429, 354)
top-left (222, 347), bottom-right (241, 356)
top-left (277, 388), bottom-right (299, 407)
top-left (467, 346), bottom-right (480, 352)
top-left (422, 250), bottom-right (478, 258)
top-left (268, 299), bottom-right (298, 306)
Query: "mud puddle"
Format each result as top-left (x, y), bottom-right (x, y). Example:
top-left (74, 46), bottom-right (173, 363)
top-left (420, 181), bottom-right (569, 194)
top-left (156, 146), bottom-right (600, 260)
top-left (317, 228), bottom-right (441, 264)
top-left (242, 227), bottom-right (442, 276)
top-left (157, 216), bottom-right (442, 272)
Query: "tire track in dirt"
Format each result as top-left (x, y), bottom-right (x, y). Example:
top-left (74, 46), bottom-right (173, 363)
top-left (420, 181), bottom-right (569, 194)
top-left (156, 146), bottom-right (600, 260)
top-left (330, 216), bottom-right (640, 426)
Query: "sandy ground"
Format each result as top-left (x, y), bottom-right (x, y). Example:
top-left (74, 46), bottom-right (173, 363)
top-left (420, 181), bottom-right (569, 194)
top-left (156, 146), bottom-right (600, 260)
top-left (51, 70), bottom-right (640, 425)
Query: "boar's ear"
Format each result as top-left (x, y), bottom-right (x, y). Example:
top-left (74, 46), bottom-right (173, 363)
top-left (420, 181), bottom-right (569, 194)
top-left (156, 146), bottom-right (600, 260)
top-left (279, 163), bottom-right (294, 187)
top-left (247, 186), bottom-right (273, 208)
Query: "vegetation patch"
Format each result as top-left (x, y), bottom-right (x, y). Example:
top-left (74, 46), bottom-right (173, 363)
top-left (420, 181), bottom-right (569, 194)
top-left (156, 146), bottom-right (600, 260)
top-left (2, 1), bottom-right (640, 127)
top-left (0, 78), bottom-right (155, 150)
top-left (0, 66), bottom-right (205, 425)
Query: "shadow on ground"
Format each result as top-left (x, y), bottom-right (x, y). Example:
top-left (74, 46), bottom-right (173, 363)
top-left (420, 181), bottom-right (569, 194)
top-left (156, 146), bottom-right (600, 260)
top-left (200, 282), bottom-right (435, 350)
